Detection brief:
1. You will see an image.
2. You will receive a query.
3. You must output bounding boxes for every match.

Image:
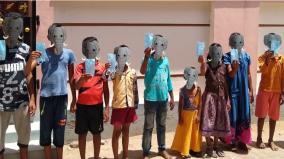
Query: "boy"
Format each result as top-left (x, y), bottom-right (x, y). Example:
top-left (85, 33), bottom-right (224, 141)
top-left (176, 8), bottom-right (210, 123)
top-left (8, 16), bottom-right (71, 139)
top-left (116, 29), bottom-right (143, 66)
top-left (26, 23), bottom-right (76, 159)
top-left (73, 37), bottom-right (109, 159)
top-left (140, 34), bottom-right (175, 159)
top-left (255, 33), bottom-right (284, 151)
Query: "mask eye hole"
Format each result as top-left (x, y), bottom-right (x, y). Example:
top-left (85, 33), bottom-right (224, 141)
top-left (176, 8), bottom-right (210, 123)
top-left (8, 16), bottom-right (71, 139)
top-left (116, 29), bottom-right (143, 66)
top-left (234, 42), bottom-right (237, 44)
top-left (161, 44), bottom-right (164, 46)
top-left (16, 26), bottom-right (19, 30)
top-left (155, 43), bottom-right (158, 45)
top-left (53, 35), bottom-right (56, 38)
top-left (60, 35), bottom-right (63, 38)
top-left (124, 54), bottom-right (127, 57)
top-left (92, 49), bottom-right (96, 52)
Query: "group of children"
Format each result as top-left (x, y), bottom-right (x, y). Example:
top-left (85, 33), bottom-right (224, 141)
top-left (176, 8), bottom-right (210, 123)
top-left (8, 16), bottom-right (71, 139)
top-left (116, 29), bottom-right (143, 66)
top-left (0, 12), bottom-right (284, 159)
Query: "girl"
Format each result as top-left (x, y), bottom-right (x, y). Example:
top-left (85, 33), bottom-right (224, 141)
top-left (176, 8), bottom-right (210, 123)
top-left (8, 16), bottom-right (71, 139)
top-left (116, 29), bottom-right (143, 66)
top-left (171, 67), bottom-right (202, 159)
top-left (199, 43), bottom-right (231, 157)
top-left (109, 45), bottom-right (139, 159)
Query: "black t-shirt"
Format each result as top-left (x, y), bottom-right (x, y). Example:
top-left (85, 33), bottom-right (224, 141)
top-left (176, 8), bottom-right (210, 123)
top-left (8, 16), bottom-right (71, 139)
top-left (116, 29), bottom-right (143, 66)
top-left (0, 43), bottom-right (30, 111)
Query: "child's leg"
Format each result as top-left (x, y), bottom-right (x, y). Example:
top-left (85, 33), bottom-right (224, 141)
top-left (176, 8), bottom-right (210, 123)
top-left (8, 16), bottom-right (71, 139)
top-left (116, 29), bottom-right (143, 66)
top-left (53, 96), bottom-right (68, 159)
top-left (213, 137), bottom-right (224, 157)
top-left (78, 134), bottom-right (87, 159)
top-left (56, 147), bottom-right (63, 159)
top-left (205, 137), bottom-right (217, 158)
top-left (93, 134), bottom-right (101, 159)
top-left (257, 118), bottom-right (266, 148)
top-left (43, 145), bottom-right (52, 159)
top-left (268, 119), bottom-right (278, 151)
top-left (122, 124), bottom-right (130, 159)
top-left (112, 125), bottom-right (122, 159)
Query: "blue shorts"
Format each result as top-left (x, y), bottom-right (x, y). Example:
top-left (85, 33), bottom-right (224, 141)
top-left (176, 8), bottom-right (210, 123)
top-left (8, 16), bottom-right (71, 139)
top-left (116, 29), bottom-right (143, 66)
top-left (39, 95), bottom-right (67, 147)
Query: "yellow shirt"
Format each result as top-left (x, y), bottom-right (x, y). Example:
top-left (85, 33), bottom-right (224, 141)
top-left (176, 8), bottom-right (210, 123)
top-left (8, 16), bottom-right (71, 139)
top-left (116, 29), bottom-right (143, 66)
top-left (258, 52), bottom-right (284, 93)
top-left (112, 67), bottom-right (138, 109)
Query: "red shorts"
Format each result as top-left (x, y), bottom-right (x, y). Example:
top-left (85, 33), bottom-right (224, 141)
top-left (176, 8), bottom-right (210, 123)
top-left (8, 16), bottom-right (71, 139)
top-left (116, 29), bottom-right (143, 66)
top-left (111, 107), bottom-right (138, 126)
top-left (255, 90), bottom-right (281, 121)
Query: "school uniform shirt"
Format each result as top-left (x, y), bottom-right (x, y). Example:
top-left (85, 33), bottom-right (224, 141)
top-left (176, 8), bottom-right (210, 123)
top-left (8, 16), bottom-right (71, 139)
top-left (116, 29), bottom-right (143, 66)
top-left (0, 43), bottom-right (30, 111)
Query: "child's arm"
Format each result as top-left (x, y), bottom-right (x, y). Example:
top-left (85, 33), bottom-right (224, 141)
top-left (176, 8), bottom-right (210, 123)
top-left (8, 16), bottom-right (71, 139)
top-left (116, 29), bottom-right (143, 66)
top-left (258, 52), bottom-right (272, 74)
top-left (248, 65), bottom-right (254, 104)
top-left (26, 73), bottom-right (36, 116)
top-left (226, 61), bottom-right (239, 78)
top-left (133, 74), bottom-right (139, 108)
top-left (140, 48), bottom-right (151, 74)
top-left (198, 55), bottom-right (206, 76)
top-left (178, 94), bottom-right (183, 125)
top-left (68, 63), bottom-right (77, 112)
top-left (196, 88), bottom-right (202, 123)
top-left (25, 51), bottom-right (41, 77)
top-left (103, 80), bottom-right (110, 122)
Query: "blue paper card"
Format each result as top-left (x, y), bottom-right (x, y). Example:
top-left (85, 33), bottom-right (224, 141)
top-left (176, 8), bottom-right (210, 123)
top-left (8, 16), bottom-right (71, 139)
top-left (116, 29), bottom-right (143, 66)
top-left (271, 39), bottom-right (281, 54)
top-left (107, 53), bottom-right (117, 73)
top-left (230, 49), bottom-right (239, 62)
top-left (144, 32), bottom-right (154, 49)
top-left (85, 59), bottom-right (96, 76)
top-left (196, 41), bottom-right (205, 56)
top-left (36, 42), bottom-right (47, 63)
top-left (0, 40), bottom-right (6, 61)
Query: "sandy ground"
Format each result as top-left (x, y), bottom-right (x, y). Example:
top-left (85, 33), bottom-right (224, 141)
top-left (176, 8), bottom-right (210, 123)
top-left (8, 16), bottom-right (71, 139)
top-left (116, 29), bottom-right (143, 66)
top-left (63, 103), bottom-right (284, 159)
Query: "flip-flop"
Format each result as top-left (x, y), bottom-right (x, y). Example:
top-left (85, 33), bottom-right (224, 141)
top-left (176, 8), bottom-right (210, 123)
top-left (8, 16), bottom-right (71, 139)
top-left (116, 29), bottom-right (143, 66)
top-left (268, 141), bottom-right (279, 151)
top-left (214, 147), bottom-right (225, 157)
top-left (206, 147), bottom-right (217, 158)
top-left (256, 138), bottom-right (266, 149)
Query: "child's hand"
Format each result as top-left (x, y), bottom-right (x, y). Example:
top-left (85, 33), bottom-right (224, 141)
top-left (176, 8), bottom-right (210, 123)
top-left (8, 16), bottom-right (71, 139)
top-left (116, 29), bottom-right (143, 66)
top-left (70, 101), bottom-right (76, 113)
top-left (79, 74), bottom-right (92, 83)
top-left (28, 100), bottom-right (36, 117)
top-left (30, 51), bottom-right (41, 60)
top-left (198, 55), bottom-right (205, 64)
top-left (195, 115), bottom-right (200, 123)
top-left (178, 117), bottom-right (183, 125)
top-left (280, 93), bottom-right (284, 105)
top-left (249, 91), bottom-right (254, 104)
top-left (226, 104), bottom-right (231, 111)
top-left (169, 98), bottom-right (175, 110)
top-left (103, 107), bottom-right (110, 122)
top-left (232, 60), bottom-right (239, 71)
top-left (105, 63), bottom-right (111, 70)
top-left (144, 48), bottom-right (151, 57)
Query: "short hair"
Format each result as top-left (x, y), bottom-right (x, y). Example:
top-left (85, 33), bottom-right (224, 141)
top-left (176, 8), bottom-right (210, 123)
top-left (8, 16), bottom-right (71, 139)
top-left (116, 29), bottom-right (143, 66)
top-left (114, 44), bottom-right (129, 55)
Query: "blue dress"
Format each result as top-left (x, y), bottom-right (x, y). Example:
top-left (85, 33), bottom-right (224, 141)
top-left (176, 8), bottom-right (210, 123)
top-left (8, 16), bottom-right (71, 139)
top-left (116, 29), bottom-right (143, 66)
top-left (223, 52), bottom-right (252, 144)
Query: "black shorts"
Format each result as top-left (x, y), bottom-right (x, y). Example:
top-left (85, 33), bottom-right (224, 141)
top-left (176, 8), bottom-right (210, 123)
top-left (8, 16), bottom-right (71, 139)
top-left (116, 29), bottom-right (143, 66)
top-left (75, 103), bottom-right (104, 135)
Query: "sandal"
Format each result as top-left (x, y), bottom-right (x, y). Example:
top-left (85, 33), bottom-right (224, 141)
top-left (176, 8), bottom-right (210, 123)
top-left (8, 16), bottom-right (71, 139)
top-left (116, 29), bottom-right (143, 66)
top-left (182, 155), bottom-right (191, 159)
top-left (214, 147), bottom-right (225, 157)
top-left (205, 146), bottom-right (217, 158)
top-left (268, 141), bottom-right (279, 151)
top-left (237, 142), bottom-right (248, 152)
top-left (256, 137), bottom-right (266, 149)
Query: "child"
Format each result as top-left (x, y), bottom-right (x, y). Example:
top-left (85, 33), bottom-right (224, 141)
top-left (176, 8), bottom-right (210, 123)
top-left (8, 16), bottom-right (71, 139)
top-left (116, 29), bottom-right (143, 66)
top-left (26, 23), bottom-right (76, 159)
top-left (73, 37), bottom-right (110, 159)
top-left (255, 33), bottom-right (284, 151)
top-left (171, 67), bottom-right (202, 159)
top-left (199, 43), bottom-right (230, 157)
top-left (224, 32), bottom-right (254, 152)
top-left (109, 45), bottom-right (138, 159)
top-left (140, 34), bottom-right (175, 159)
top-left (0, 12), bottom-right (36, 159)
